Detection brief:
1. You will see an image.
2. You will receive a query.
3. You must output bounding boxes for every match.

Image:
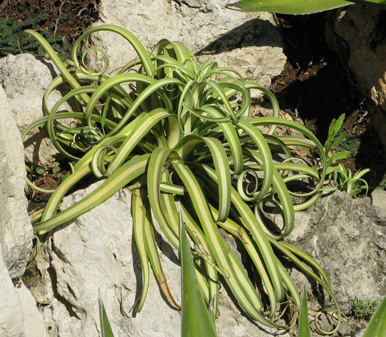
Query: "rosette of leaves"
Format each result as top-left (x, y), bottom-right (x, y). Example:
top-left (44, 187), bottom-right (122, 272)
top-left (20, 25), bottom-right (341, 333)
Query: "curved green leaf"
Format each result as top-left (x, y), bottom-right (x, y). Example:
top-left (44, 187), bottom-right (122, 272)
top-left (34, 154), bottom-right (150, 232)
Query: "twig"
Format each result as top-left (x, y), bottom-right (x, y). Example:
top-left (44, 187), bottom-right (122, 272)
top-left (53, 0), bottom-right (67, 35)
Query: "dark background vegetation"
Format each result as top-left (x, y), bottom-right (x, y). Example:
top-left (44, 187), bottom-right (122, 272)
top-left (0, 0), bottom-right (100, 59)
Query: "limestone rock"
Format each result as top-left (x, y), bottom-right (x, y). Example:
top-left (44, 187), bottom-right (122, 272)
top-left (17, 282), bottom-right (48, 337)
top-left (0, 85), bottom-right (32, 279)
top-left (0, 54), bottom-right (66, 168)
top-left (0, 247), bottom-right (25, 337)
top-left (371, 189), bottom-right (386, 226)
top-left (286, 191), bottom-right (386, 314)
top-left (196, 17), bottom-right (286, 88)
top-left (0, 247), bottom-right (46, 337)
top-left (0, 83), bottom-right (45, 336)
top-left (33, 182), bottom-right (290, 337)
top-left (82, 0), bottom-right (286, 87)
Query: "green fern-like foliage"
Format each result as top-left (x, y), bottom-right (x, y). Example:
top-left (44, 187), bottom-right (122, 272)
top-left (0, 13), bottom-right (71, 60)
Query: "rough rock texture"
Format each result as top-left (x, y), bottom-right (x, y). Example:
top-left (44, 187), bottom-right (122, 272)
top-left (371, 189), bottom-right (386, 226)
top-left (30, 184), bottom-right (386, 336)
top-left (0, 85), bottom-right (32, 279)
top-left (17, 282), bottom-right (48, 337)
top-left (0, 247), bottom-right (47, 337)
top-left (326, 6), bottom-right (386, 151)
top-left (0, 247), bottom-right (25, 337)
top-left (284, 191), bottom-right (386, 314)
top-left (32, 182), bottom-right (290, 337)
top-left (0, 76), bottom-right (47, 337)
top-left (0, 53), bottom-right (66, 168)
top-left (82, 0), bottom-right (286, 88)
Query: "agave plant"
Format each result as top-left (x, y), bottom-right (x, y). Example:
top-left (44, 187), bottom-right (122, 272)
top-left (227, 0), bottom-right (386, 14)
top-left (21, 25), bottom-right (342, 333)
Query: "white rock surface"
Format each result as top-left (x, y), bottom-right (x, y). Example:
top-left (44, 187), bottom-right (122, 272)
top-left (0, 54), bottom-right (66, 168)
top-left (0, 85), bottom-right (32, 279)
top-left (82, 0), bottom-right (286, 87)
top-left (0, 247), bottom-right (46, 337)
top-left (33, 182), bottom-right (290, 337)
top-left (0, 247), bottom-right (25, 337)
top-left (17, 283), bottom-right (48, 337)
top-left (371, 189), bottom-right (386, 226)
top-left (0, 77), bottom-right (46, 337)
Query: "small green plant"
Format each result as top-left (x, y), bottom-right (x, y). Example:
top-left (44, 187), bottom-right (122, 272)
top-left (21, 25), bottom-right (342, 334)
top-left (26, 164), bottom-right (45, 176)
top-left (227, 0), bottom-right (386, 15)
top-left (52, 166), bottom-right (61, 174)
top-left (324, 114), bottom-right (351, 172)
top-left (352, 298), bottom-right (380, 320)
top-left (336, 164), bottom-right (370, 197)
top-left (321, 114), bottom-right (370, 196)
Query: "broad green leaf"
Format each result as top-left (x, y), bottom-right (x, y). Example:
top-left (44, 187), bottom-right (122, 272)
top-left (175, 164), bottom-right (258, 319)
top-left (362, 297), bottom-right (386, 337)
top-left (228, 0), bottom-right (352, 14)
top-left (180, 205), bottom-right (218, 337)
top-left (298, 287), bottom-right (311, 337)
top-left (38, 112), bottom-right (149, 223)
top-left (229, 0), bottom-right (386, 15)
top-left (98, 292), bottom-right (115, 337)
